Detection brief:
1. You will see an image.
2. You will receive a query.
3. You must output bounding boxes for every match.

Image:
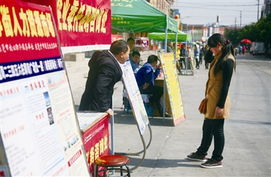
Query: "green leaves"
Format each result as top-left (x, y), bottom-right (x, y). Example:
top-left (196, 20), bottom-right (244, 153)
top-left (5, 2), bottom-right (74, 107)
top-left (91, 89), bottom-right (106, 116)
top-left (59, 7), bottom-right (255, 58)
top-left (225, 14), bottom-right (271, 47)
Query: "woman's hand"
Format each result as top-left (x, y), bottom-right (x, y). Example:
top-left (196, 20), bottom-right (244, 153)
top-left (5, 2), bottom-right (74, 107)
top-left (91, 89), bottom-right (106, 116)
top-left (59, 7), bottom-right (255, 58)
top-left (215, 106), bottom-right (224, 118)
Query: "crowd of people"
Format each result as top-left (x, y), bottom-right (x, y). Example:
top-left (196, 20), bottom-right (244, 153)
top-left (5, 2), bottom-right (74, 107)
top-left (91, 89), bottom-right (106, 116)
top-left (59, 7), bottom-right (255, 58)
top-left (178, 42), bottom-right (211, 71)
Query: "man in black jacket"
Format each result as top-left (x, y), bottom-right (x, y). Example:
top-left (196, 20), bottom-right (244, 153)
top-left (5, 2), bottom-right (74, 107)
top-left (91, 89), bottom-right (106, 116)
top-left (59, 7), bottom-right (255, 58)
top-left (79, 40), bottom-right (130, 116)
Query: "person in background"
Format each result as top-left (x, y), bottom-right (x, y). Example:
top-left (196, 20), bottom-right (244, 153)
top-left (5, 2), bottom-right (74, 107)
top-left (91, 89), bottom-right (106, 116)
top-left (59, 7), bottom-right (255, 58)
top-left (194, 44), bottom-right (200, 69)
top-left (187, 33), bottom-right (236, 168)
top-left (79, 40), bottom-right (130, 116)
top-left (122, 38), bottom-right (140, 112)
top-left (238, 45), bottom-right (242, 55)
top-left (179, 44), bottom-right (186, 69)
top-left (167, 42), bottom-right (173, 53)
top-left (242, 45), bottom-right (246, 55)
top-left (199, 45), bottom-right (205, 65)
top-left (127, 37), bottom-right (135, 55)
top-left (186, 45), bottom-right (194, 70)
top-left (122, 49), bottom-right (141, 111)
top-left (130, 50), bottom-right (141, 73)
top-left (135, 55), bottom-right (163, 116)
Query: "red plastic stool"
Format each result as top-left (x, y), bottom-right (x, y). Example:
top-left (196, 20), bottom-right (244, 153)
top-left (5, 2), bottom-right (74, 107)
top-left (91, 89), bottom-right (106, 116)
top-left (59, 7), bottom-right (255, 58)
top-left (94, 154), bottom-right (130, 177)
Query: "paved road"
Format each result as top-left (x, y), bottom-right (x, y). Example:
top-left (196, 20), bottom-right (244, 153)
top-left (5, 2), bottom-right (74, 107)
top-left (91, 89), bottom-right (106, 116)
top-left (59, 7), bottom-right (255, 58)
top-left (224, 54), bottom-right (271, 176)
top-left (66, 53), bottom-right (271, 177)
top-left (113, 54), bottom-right (271, 177)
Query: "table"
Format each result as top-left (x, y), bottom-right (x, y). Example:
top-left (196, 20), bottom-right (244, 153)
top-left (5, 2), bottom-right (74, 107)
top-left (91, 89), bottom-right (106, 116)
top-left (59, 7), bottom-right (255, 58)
top-left (154, 76), bottom-right (172, 116)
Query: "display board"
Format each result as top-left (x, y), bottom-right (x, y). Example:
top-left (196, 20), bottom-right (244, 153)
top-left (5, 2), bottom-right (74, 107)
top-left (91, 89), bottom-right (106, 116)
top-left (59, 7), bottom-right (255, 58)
top-left (122, 61), bottom-right (149, 135)
top-left (0, 138), bottom-right (10, 177)
top-left (24, 0), bottom-right (112, 53)
top-left (0, 1), bottom-right (90, 176)
top-left (77, 112), bottom-right (110, 175)
top-left (160, 53), bottom-right (185, 125)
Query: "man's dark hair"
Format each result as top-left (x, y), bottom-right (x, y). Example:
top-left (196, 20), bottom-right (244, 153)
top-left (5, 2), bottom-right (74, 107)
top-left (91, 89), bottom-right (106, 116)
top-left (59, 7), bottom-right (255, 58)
top-left (127, 37), bottom-right (135, 43)
top-left (110, 40), bottom-right (129, 55)
top-left (147, 55), bottom-right (159, 64)
top-left (131, 50), bottom-right (140, 57)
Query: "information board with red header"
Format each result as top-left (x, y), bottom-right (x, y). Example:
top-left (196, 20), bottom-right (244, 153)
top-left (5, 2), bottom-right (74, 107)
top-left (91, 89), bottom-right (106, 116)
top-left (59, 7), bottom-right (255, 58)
top-left (24, 0), bottom-right (112, 53)
top-left (0, 0), bottom-right (90, 176)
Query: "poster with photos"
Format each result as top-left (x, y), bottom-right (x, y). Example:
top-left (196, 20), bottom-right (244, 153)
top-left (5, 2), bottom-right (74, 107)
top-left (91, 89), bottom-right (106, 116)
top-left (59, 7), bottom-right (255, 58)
top-left (0, 1), bottom-right (89, 176)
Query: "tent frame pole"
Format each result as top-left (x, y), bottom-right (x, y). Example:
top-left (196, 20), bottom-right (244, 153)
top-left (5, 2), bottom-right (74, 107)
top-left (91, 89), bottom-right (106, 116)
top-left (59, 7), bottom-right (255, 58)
top-left (162, 15), bottom-right (169, 119)
top-left (164, 15), bottom-right (168, 53)
top-left (175, 31), bottom-right (178, 61)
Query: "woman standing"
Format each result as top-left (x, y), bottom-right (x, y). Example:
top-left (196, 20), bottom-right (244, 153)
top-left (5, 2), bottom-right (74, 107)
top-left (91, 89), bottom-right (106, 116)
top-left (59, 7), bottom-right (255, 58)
top-left (187, 33), bottom-right (236, 168)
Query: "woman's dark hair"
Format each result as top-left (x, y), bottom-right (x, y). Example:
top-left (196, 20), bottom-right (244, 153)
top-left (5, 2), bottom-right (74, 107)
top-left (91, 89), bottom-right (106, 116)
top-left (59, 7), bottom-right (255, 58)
top-left (147, 55), bottom-right (159, 64)
top-left (204, 49), bottom-right (214, 63)
top-left (207, 33), bottom-right (236, 75)
top-left (110, 40), bottom-right (129, 55)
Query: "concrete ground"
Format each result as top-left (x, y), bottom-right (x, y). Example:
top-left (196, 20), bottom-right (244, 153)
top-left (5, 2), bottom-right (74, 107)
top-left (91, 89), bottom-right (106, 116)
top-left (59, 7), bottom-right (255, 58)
top-left (65, 53), bottom-right (271, 177)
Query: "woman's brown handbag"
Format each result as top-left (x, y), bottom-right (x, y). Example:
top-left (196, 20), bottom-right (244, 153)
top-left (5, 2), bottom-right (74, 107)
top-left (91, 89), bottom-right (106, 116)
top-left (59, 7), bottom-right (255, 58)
top-left (198, 98), bottom-right (207, 114)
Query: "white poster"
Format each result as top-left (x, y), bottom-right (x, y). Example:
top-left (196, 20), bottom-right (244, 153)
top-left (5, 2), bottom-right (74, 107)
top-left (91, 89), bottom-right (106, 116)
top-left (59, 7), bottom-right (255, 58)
top-left (0, 74), bottom-right (67, 176)
top-left (0, 71), bottom-right (89, 176)
top-left (122, 61), bottom-right (149, 134)
top-left (0, 2), bottom-right (90, 176)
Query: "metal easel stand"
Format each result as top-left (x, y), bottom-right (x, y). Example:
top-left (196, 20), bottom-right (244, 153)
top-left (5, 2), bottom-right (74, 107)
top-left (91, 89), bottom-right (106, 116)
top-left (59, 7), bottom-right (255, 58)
top-left (116, 124), bottom-right (152, 171)
top-left (121, 124), bottom-right (152, 156)
top-left (130, 129), bottom-right (147, 171)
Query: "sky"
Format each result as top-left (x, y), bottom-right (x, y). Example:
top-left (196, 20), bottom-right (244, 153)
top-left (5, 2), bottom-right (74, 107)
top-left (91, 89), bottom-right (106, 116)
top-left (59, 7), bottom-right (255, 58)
top-left (172, 0), bottom-right (264, 26)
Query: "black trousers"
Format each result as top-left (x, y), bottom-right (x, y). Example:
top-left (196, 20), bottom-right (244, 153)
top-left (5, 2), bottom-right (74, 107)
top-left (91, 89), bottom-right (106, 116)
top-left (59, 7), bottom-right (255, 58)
top-left (195, 57), bottom-right (200, 69)
top-left (140, 85), bottom-right (163, 116)
top-left (196, 118), bottom-right (225, 161)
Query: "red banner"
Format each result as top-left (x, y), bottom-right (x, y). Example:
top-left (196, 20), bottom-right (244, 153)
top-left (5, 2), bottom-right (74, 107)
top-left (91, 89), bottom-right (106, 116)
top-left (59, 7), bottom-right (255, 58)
top-left (82, 114), bottom-right (110, 173)
top-left (0, 0), bottom-right (60, 63)
top-left (25, 0), bottom-right (111, 47)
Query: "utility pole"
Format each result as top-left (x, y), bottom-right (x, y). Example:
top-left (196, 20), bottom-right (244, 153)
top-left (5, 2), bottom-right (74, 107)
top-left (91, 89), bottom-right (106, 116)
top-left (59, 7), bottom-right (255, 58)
top-left (235, 17), bottom-right (237, 29)
top-left (240, 11), bottom-right (242, 27)
top-left (257, 0), bottom-right (260, 20)
top-left (216, 15), bottom-right (219, 33)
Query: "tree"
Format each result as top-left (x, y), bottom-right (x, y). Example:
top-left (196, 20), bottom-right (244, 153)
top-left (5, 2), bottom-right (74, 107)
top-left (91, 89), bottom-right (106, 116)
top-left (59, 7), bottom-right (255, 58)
top-left (224, 14), bottom-right (271, 53)
top-left (256, 15), bottom-right (271, 51)
top-left (224, 28), bottom-right (241, 46)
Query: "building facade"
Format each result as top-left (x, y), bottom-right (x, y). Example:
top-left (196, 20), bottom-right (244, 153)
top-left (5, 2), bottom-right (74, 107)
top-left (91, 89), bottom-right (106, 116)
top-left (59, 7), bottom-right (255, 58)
top-left (182, 23), bottom-right (226, 42)
top-left (147, 0), bottom-right (175, 15)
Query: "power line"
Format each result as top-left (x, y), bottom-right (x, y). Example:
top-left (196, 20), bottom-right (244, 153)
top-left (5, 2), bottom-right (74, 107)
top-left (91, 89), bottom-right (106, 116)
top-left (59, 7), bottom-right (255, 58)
top-left (175, 0), bottom-right (260, 4)
top-left (173, 0), bottom-right (261, 25)
top-left (182, 15), bottom-right (242, 18)
top-left (174, 2), bottom-right (263, 7)
top-left (174, 5), bottom-right (256, 12)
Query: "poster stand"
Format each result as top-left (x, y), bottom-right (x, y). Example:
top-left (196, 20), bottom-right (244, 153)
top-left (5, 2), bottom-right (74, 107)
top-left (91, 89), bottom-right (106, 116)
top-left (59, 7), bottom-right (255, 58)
top-left (118, 61), bottom-right (152, 171)
top-left (158, 52), bottom-right (186, 126)
top-left (0, 1), bottom-right (90, 176)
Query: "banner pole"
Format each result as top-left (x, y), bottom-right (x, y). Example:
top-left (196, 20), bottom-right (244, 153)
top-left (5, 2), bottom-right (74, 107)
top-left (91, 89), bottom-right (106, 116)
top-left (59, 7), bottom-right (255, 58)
top-left (110, 101), bottom-right (115, 154)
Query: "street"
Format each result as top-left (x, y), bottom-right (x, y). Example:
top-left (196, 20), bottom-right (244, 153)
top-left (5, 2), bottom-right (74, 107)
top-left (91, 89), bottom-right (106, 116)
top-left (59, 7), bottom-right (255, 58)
top-left (1, 1), bottom-right (270, 176)
top-left (66, 54), bottom-right (271, 177)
